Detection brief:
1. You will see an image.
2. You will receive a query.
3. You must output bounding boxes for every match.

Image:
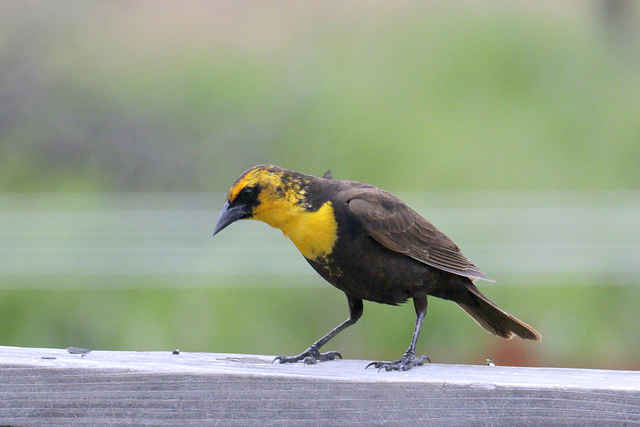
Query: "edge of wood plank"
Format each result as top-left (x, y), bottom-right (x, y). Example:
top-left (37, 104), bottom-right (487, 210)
top-left (1, 345), bottom-right (639, 391)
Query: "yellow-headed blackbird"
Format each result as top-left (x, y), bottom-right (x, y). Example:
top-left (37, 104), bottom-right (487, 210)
top-left (213, 165), bottom-right (540, 371)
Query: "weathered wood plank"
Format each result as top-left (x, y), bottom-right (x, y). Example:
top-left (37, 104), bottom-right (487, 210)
top-left (0, 346), bottom-right (639, 426)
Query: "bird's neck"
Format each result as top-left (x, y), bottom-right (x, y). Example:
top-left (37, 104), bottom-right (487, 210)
top-left (255, 200), bottom-right (338, 261)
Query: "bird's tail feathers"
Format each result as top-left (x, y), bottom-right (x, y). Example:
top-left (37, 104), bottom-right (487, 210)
top-left (456, 285), bottom-right (541, 341)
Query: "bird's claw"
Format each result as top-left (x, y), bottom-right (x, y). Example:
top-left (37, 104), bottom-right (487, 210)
top-left (273, 347), bottom-right (342, 365)
top-left (366, 354), bottom-right (430, 371)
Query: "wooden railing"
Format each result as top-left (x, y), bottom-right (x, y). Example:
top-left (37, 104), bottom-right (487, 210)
top-left (1, 346), bottom-right (638, 425)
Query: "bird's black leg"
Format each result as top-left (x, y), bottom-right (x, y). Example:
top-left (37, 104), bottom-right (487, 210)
top-left (274, 295), bottom-right (363, 365)
top-left (367, 294), bottom-right (431, 371)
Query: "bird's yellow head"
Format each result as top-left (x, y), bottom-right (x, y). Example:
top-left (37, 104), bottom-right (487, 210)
top-left (213, 165), bottom-right (338, 260)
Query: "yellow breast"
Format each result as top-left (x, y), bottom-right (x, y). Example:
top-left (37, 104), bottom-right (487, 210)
top-left (252, 200), bottom-right (338, 260)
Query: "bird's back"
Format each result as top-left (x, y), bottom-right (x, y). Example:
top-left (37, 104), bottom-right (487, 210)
top-left (304, 179), bottom-right (480, 305)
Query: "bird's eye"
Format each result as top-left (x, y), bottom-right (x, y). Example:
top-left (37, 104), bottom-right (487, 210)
top-left (239, 186), bottom-right (256, 202)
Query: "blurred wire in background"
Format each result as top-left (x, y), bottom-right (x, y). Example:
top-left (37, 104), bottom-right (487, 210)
top-left (1, 191), bottom-right (639, 280)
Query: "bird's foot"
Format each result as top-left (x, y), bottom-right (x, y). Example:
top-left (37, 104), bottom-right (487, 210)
top-left (366, 354), bottom-right (430, 372)
top-left (273, 346), bottom-right (342, 365)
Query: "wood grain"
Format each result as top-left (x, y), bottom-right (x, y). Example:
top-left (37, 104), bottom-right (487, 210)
top-left (0, 346), bottom-right (638, 426)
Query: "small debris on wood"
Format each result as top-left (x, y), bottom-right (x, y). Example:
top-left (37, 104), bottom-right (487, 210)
top-left (66, 347), bottom-right (92, 355)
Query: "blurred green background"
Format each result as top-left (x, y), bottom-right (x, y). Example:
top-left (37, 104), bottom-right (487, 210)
top-left (1, 1), bottom-right (639, 370)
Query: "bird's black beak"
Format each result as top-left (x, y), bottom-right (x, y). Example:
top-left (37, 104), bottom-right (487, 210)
top-left (213, 200), bottom-right (249, 236)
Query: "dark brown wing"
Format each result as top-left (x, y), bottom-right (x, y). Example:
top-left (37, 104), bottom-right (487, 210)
top-left (340, 186), bottom-right (494, 282)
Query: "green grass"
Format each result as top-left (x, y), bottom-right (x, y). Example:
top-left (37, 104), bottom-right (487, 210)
top-left (1, 277), bottom-right (638, 370)
top-left (2, 5), bottom-right (639, 192)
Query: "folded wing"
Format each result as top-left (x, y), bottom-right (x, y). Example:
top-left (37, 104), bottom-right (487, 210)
top-left (343, 187), bottom-right (493, 282)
